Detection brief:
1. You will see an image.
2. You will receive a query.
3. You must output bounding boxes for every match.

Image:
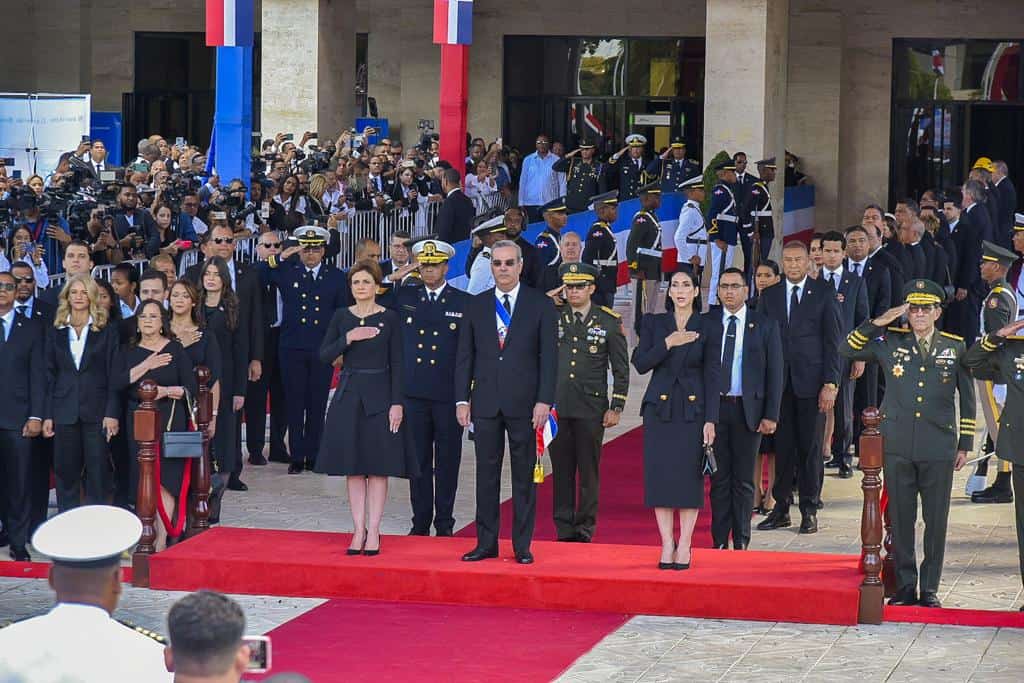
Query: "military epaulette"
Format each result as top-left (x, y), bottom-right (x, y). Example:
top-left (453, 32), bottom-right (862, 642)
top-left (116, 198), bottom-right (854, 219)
top-left (599, 305), bottom-right (620, 319)
top-left (991, 286), bottom-right (1007, 294)
top-left (939, 331), bottom-right (964, 341)
top-left (481, 251), bottom-right (491, 259)
top-left (887, 326), bottom-right (910, 333)
top-left (117, 618), bottom-right (167, 644)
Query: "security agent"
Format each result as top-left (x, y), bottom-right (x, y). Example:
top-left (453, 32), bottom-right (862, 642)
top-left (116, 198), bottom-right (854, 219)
top-left (548, 262), bottom-right (629, 542)
top-left (710, 268), bottom-right (783, 549)
top-left (259, 226), bottom-right (350, 474)
top-left (165, 591), bottom-right (253, 681)
top-left (746, 157), bottom-right (776, 265)
top-left (707, 160), bottom-right (740, 305)
top-left (553, 140), bottom-right (605, 212)
top-left (674, 176), bottom-right (708, 278)
top-left (389, 239), bottom-right (468, 536)
top-left (0, 506), bottom-right (172, 681)
top-left (964, 316), bottom-right (1024, 611)
top-left (841, 279), bottom-right (975, 608)
top-left (647, 136), bottom-right (702, 193)
top-left (467, 215), bottom-right (508, 295)
top-left (625, 182), bottom-right (664, 332)
top-left (606, 133), bottom-right (649, 200)
top-left (581, 190), bottom-right (620, 309)
top-left (535, 197), bottom-right (568, 292)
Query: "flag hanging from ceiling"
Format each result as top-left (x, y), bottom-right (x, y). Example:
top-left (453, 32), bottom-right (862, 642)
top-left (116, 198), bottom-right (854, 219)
top-left (207, 0), bottom-right (254, 47)
top-left (433, 0), bottom-right (473, 46)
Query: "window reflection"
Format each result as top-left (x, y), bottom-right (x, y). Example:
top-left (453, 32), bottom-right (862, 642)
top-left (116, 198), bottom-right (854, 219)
top-left (575, 39), bottom-right (624, 96)
top-left (897, 40), bottom-right (1021, 101)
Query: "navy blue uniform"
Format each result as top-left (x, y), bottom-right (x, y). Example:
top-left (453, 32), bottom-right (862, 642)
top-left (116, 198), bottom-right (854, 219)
top-left (646, 157), bottom-right (702, 193)
top-left (259, 259), bottom-right (351, 468)
top-left (392, 283), bottom-right (468, 534)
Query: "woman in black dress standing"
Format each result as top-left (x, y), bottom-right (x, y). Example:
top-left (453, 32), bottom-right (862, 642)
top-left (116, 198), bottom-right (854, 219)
top-left (317, 260), bottom-right (413, 556)
top-left (115, 299), bottom-right (197, 550)
top-left (631, 268), bottom-right (720, 570)
top-left (751, 260), bottom-right (781, 514)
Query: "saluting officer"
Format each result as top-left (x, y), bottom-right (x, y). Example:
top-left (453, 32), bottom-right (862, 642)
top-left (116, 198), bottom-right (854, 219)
top-left (841, 279), bottom-right (975, 608)
top-left (467, 215), bottom-right (508, 295)
top-left (707, 160), bottom-right (740, 306)
top-left (582, 190), bottom-right (620, 309)
top-left (647, 136), bottom-right (701, 193)
top-left (746, 157), bottom-right (776, 266)
top-left (260, 226), bottom-right (350, 474)
top-left (674, 175), bottom-right (708, 279)
top-left (548, 262), bottom-right (629, 542)
top-left (964, 317), bottom-right (1024, 611)
top-left (391, 239), bottom-right (469, 536)
top-left (553, 140), bottom-right (605, 212)
top-left (535, 197), bottom-right (569, 292)
top-left (626, 182), bottom-right (664, 332)
top-left (606, 133), bottom-right (649, 200)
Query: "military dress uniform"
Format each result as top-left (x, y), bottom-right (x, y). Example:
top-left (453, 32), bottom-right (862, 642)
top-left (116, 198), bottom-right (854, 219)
top-left (646, 137), bottom-right (701, 193)
top-left (582, 190), bottom-right (620, 309)
top-left (607, 134), bottom-right (649, 200)
top-left (841, 279), bottom-right (976, 606)
top-left (626, 183), bottom-right (663, 327)
top-left (549, 263), bottom-right (629, 542)
top-left (674, 176), bottom-right (707, 277)
top-left (745, 178), bottom-right (774, 265)
top-left (259, 227), bottom-right (350, 471)
top-left (535, 197), bottom-right (567, 291)
top-left (553, 142), bottom-right (604, 212)
top-left (707, 162), bottom-right (739, 305)
top-left (393, 240), bottom-right (469, 535)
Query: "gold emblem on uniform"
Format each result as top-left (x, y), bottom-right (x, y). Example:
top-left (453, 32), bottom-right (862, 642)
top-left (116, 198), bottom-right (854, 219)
top-left (450, 322), bottom-right (457, 330)
top-left (893, 363), bottom-right (905, 378)
top-left (916, 280), bottom-right (925, 289)
top-left (589, 345), bottom-right (598, 353)
top-left (989, 297), bottom-right (999, 308)
top-left (570, 264), bottom-right (578, 273)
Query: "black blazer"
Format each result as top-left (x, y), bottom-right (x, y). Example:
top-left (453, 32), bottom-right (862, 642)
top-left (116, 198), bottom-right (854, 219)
top-left (0, 311), bottom-right (45, 430)
top-left (757, 277), bottom-right (842, 398)
top-left (707, 307), bottom-right (783, 431)
top-left (996, 177), bottom-right (1018, 247)
top-left (868, 246), bottom-right (905, 307)
top-left (951, 210), bottom-right (983, 292)
top-left (630, 312), bottom-right (721, 424)
top-left (184, 260), bottom-right (265, 363)
top-left (846, 257), bottom-right (891, 318)
top-left (455, 285), bottom-right (558, 418)
top-left (436, 190), bottom-right (476, 245)
top-left (45, 322), bottom-right (121, 424)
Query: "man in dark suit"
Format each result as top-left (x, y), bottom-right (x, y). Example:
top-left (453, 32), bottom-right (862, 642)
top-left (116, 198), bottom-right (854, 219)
top-left (863, 205), bottom-right (905, 307)
top-left (435, 167), bottom-right (476, 245)
top-left (946, 180), bottom-right (989, 343)
top-left (756, 241), bottom-right (841, 534)
top-left (710, 268), bottom-right (783, 550)
top-left (0, 271), bottom-right (45, 560)
top-left (455, 240), bottom-right (558, 564)
top-left (819, 231), bottom-right (869, 478)
top-left (994, 161), bottom-right (1018, 248)
top-left (38, 241), bottom-right (94, 315)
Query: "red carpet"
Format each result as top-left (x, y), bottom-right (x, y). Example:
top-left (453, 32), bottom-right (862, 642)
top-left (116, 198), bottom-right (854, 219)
top-left (252, 599), bottom-right (628, 682)
top-left (0, 560), bottom-right (134, 583)
top-left (149, 527), bottom-right (865, 624)
top-left (457, 426), bottom-right (716, 548)
top-left (885, 605), bottom-right (1024, 628)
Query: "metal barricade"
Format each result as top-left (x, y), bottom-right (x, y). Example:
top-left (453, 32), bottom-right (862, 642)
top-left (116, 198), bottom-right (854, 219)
top-left (178, 248), bottom-right (201, 276)
top-left (234, 235), bottom-right (258, 263)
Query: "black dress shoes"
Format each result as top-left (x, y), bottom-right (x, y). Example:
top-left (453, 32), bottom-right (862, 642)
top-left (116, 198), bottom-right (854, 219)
top-left (408, 528), bottom-right (430, 536)
top-left (0, 531), bottom-right (9, 548)
top-left (971, 487), bottom-right (1013, 504)
top-left (268, 453), bottom-right (290, 463)
top-left (888, 586), bottom-right (918, 606)
top-left (248, 453), bottom-right (268, 466)
top-left (824, 456), bottom-right (842, 469)
top-left (462, 547), bottom-right (498, 562)
top-left (435, 528), bottom-right (454, 537)
top-left (756, 512), bottom-right (791, 531)
top-left (557, 535), bottom-right (578, 542)
top-left (287, 463), bottom-right (304, 474)
top-left (799, 513), bottom-right (818, 534)
top-left (838, 464), bottom-right (853, 479)
top-left (305, 461), bottom-right (316, 471)
top-left (9, 546), bottom-right (30, 562)
top-left (918, 592), bottom-right (941, 608)
top-left (227, 476), bottom-right (248, 491)
top-left (515, 551), bottom-right (534, 564)
top-left (575, 532), bottom-right (591, 543)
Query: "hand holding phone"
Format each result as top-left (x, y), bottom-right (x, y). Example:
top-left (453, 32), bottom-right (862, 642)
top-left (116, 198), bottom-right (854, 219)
top-left (242, 636), bottom-right (271, 673)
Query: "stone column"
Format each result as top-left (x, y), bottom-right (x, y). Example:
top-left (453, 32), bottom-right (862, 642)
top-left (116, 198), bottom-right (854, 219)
top-left (704, 0), bottom-right (789, 238)
top-left (261, 0), bottom-right (355, 141)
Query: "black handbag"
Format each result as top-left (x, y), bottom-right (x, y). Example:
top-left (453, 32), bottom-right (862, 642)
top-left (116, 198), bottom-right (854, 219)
top-left (161, 392), bottom-right (202, 459)
top-left (701, 444), bottom-right (718, 476)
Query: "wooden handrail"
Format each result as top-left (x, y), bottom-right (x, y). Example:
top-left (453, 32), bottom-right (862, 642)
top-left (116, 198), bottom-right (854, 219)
top-left (131, 380), bottom-right (159, 587)
top-left (857, 407), bottom-right (884, 624)
top-left (188, 366), bottom-right (213, 537)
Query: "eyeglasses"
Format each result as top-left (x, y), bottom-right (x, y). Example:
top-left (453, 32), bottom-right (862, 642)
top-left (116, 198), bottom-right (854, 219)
top-left (0, 283), bottom-right (15, 292)
top-left (261, 242), bottom-right (282, 249)
top-left (564, 283), bottom-right (590, 290)
top-left (12, 276), bottom-right (34, 284)
top-left (492, 259), bottom-right (518, 268)
top-left (212, 237), bottom-right (235, 245)
top-left (908, 304), bottom-right (936, 313)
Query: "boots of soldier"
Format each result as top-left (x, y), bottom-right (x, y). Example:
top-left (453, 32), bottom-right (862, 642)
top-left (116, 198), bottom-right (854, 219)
top-left (971, 471), bottom-right (1013, 504)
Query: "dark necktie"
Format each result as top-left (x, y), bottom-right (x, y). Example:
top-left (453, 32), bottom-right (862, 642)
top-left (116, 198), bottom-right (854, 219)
top-left (268, 283), bottom-right (278, 326)
top-left (828, 272), bottom-right (837, 289)
top-left (574, 311), bottom-right (583, 325)
top-left (429, 291), bottom-right (437, 303)
top-left (15, 305), bottom-right (26, 318)
top-left (851, 262), bottom-right (860, 276)
top-left (789, 285), bottom-right (799, 321)
top-left (0, 317), bottom-right (6, 347)
top-left (721, 315), bottom-right (737, 395)
top-left (503, 294), bottom-right (512, 315)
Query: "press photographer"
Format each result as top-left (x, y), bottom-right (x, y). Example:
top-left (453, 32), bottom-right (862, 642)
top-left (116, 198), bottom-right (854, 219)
top-left (4, 183), bottom-right (71, 276)
top-left (111, 183), bottom-right (156, 260)
top-left (78, 207), bottom-right (124, 266)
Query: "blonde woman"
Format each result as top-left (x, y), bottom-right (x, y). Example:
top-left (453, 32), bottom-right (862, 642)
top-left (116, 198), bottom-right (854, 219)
top-left (43, 274), bottom-right (122, 511)
top-left (307, 173), bottom-right (328, 223)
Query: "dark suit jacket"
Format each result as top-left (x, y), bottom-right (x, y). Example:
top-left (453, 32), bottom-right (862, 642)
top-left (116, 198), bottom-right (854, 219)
top-left (996, 176), bottom-right (1018, 247)
top-left (455, 285), bottom-right (557, 418)
top-left (436, 190), bottom-right (476, 245)
top-left (869, 246), bottom-right (905, 307)
top-left (952, 207), bottom-right (985, 292)
top-left (846, 257), bottom-right (891, 318)
top-left (113, 208), bottom-right (158, 245)
top-left (757, 277), bottom-right (842, 398)
top-left (0, 311), bottom-right (45, 430)
top-left (707, 307), bottom-right (783, 431)
top-left (44, 322), bottom-right (121, 424)
top-left (821, 269), bottom-right (869, 333)
top-left (184, 259), bottom-right (265, 363)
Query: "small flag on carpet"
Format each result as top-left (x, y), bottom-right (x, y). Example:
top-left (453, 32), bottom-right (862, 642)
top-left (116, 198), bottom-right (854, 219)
top-left (534, 406), bottom-right (558, 483)
top-left (433, 0), bottom-right (473, 46)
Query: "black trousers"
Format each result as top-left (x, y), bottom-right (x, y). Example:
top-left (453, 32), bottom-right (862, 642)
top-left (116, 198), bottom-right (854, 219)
top-left (549, 415), bottom-right (605, 540)
top-left (473, 413), bottom-right (536, 554)
top-left (244, 328), bottom-right (288, 461)
top-left (406, 397), bottom-right (463, 534)
top-left (1013, 465), bottom-right (1024, 583)
top-left (280, 347), bottom-right (333, 466)
top-left (710, 399), bottom-right (761, 548)
top-left (0, 429), bottom-right (33, 548)
top-left (28, 435), bottom-right (52, 534)
top-left (831, 367), bottom-right (856, 463)
top-left (53, 421), bottom-right (110, 512)
top-left (772, 380), bottom-right (824, 516)
top-left (852, 361), bottom-right (881, 449)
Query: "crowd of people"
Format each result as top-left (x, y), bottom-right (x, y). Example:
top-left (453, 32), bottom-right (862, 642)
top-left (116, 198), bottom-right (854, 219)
top-left (0, 123), bottom-right (1021, 616)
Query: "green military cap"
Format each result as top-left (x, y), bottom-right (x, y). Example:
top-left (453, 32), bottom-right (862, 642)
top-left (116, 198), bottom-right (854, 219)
top-left (902, 278), bottom-right (945, 306)
top-left (669, 136), bottom-right (686, 149)
top-left (559, 261), bottom-right (599, 284)
top-left (981, 240), bottom-right (1017, 268)
top-left (638, 181), bottom-right (662, 195)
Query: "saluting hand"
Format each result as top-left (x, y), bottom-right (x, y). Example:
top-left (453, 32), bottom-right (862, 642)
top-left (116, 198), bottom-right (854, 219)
top-left (871, 303), bottom-right (909, 328)
top-left (995, 319), bottom-right (1024, 339)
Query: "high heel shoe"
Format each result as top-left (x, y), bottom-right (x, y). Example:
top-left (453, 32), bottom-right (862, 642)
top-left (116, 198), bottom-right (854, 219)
top-left (673, 548), bottom-right (692, 570)
top-left (347, 530), bottom-right (367, 556)
top-left (363, 531), bottom-right (381, 556)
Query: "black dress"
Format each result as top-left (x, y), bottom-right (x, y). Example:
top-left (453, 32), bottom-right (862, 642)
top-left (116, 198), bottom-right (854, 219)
top-left (315, 308), bottom-right (416, 478)
top-left (180, 327), bottom-right (222, 390)
top-left (631, 312), bottom-right (722, 508)
top-left (116, 340), bottom-right (198, 493)
top-left (203, 304), bottom-right (246, 474)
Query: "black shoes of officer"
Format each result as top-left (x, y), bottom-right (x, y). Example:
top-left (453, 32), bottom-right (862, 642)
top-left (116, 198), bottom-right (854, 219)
top-left (9, 546), bottom-right (30, 562)
top-left (248, 453), bottom-right (268, 466)
top-left (515, 551), bottom-right (534, 565)
top-left (268, 453), bottom-right (290, 464)
top-left (227, 476), bottom-right (248, 491)
top-left (408, 528), bottom-right (430, 536)
top-left (918, 592), bottom-right (941, 608)
top-left (888, 586), bottom-right (918, 606)
top-left (436, 528), bottom-right (454, 537)
top-left (304, 461), bottom-right (316, 471)
top-left (756, 511), bottom-right (791, 530)
top-left (824, 456), bottom-right (842, 469)
top-left (799, 513), bottom-right (818, 534)
top-left (462, 547), bottom-right (498, 562)
top-left (287, 463), bottom-right (304, 474)
top-left (838, 464), bottom-right (854, 479)
top-left (971, 479), bottom-right (1013, 504)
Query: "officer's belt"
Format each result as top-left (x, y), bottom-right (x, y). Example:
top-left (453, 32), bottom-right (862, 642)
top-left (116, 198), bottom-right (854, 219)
top-left (686, 238), bottom-right (708, 245)
top-left (715, 214), bottom-right (738, 223)
top-left (593, 258), bottom-right (618, 267)
top-left (751, 210), bottom-right (772, 217)
top-left (333, 367), bottom-right (387, 403)
top-left (637, 248), bottom-right (663, 257)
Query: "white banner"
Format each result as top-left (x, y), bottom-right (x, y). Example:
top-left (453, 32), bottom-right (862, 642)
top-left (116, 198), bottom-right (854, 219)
top-left (0, 93), bottom-right (91, 179)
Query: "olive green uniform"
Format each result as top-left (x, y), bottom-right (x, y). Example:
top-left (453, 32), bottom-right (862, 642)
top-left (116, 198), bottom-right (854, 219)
top-left (549, 303), bottom-right (629, 541)
top-left (973, 278), bottom-right (1018, 486)
top-left (841, 322), bottom-right (976, 594)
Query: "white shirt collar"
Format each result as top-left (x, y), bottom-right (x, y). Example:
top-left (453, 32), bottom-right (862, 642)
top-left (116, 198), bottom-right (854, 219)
top-left (496, 282), bottom-right (521, 308)
top-left (722, 304), bottom-right (747, 324)
top-left (848, 257), bottom-right (868, 271)
top-left (823, 265), bottom-right (844, 279)
top-left (446, 187), bottom-right (459, 197)
top-left (426, 282), bottom-right (446, 297)
top-left (0, 307), bottom-right (15, 329)
top-left (787, 276), bottom-right (808, 291)
top-left (305, 263), bottom-right (321, 279)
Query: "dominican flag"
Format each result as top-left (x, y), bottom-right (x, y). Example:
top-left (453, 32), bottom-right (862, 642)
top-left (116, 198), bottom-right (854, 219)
top-left (206, 0), bottom-right (254, 47)
top-left (584, 105), bottom-right (606, 136)
top-left (433, 0), bottom-right (473, 46)
top-left (536, 406), bottom-right (559, 457)
top-left (931, 49), bottom-right (945, 76)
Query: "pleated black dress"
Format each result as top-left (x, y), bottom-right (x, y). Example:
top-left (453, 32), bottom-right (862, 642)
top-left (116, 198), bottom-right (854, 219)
top-left (315, 308), bottom-right (417, 478)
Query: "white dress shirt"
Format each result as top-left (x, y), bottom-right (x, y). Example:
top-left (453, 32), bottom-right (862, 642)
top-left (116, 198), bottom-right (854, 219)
top-left (0, 308), bottom-right (14, 341)
top-left (822, 265), bottom-right (844, 291)
top-left (425, 282), bottom-right (447, 301)
top-left (847, 258), bottom-right (868, 278)
top-left (785, 276), bottom-right (808, 318)
top-left (721, 305), bottom-right (747, 396)
top-left (66, 317), bottom-right (93, 370)
top-left (495, 282), bottom-right (520, 332)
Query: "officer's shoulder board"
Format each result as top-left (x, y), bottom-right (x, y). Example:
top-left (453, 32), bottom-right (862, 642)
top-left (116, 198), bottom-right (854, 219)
top-left (632, 211), bottom-right (647, 222)
top-left (117, 618), bottom-right (167, 644)
top-left (887, 326), bottom-right (910, 334)
top-left (481, 251), bottom-right (491, 259)
top-left (940, 331), bottom-right (964, 342)
top-left (599, 305), bottom-right (621, 319)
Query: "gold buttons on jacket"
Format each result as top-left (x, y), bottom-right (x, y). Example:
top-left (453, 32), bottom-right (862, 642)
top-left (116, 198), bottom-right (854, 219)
top-left (917, 396), bottom-right (923, 402)
top-left (660, 394), bottom-right (668, 401)
top-left (915, 412), bottom-right (921, 418)
top-left (688, 395), bottom-right (697, 402)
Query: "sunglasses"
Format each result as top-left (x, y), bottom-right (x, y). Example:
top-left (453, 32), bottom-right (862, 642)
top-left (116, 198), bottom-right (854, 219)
top-left (908, 304), bottom-right (936, 313)
top-left (564, 283), bottom-right (590, 290)
top-left (12, 276), bottom-right (34, 284)
top-left (0, 283), bottom-right (15, 292)
top-left (212, 237), bottom-right (235, 245)
top-left (261, 242), bottom-right (282, 249)
top-left (492, 259), bottom-right (518, 268)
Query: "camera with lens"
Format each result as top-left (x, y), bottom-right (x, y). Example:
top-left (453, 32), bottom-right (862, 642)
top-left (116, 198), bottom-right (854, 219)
top-left (297, 146), bottom-right (332, 174)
